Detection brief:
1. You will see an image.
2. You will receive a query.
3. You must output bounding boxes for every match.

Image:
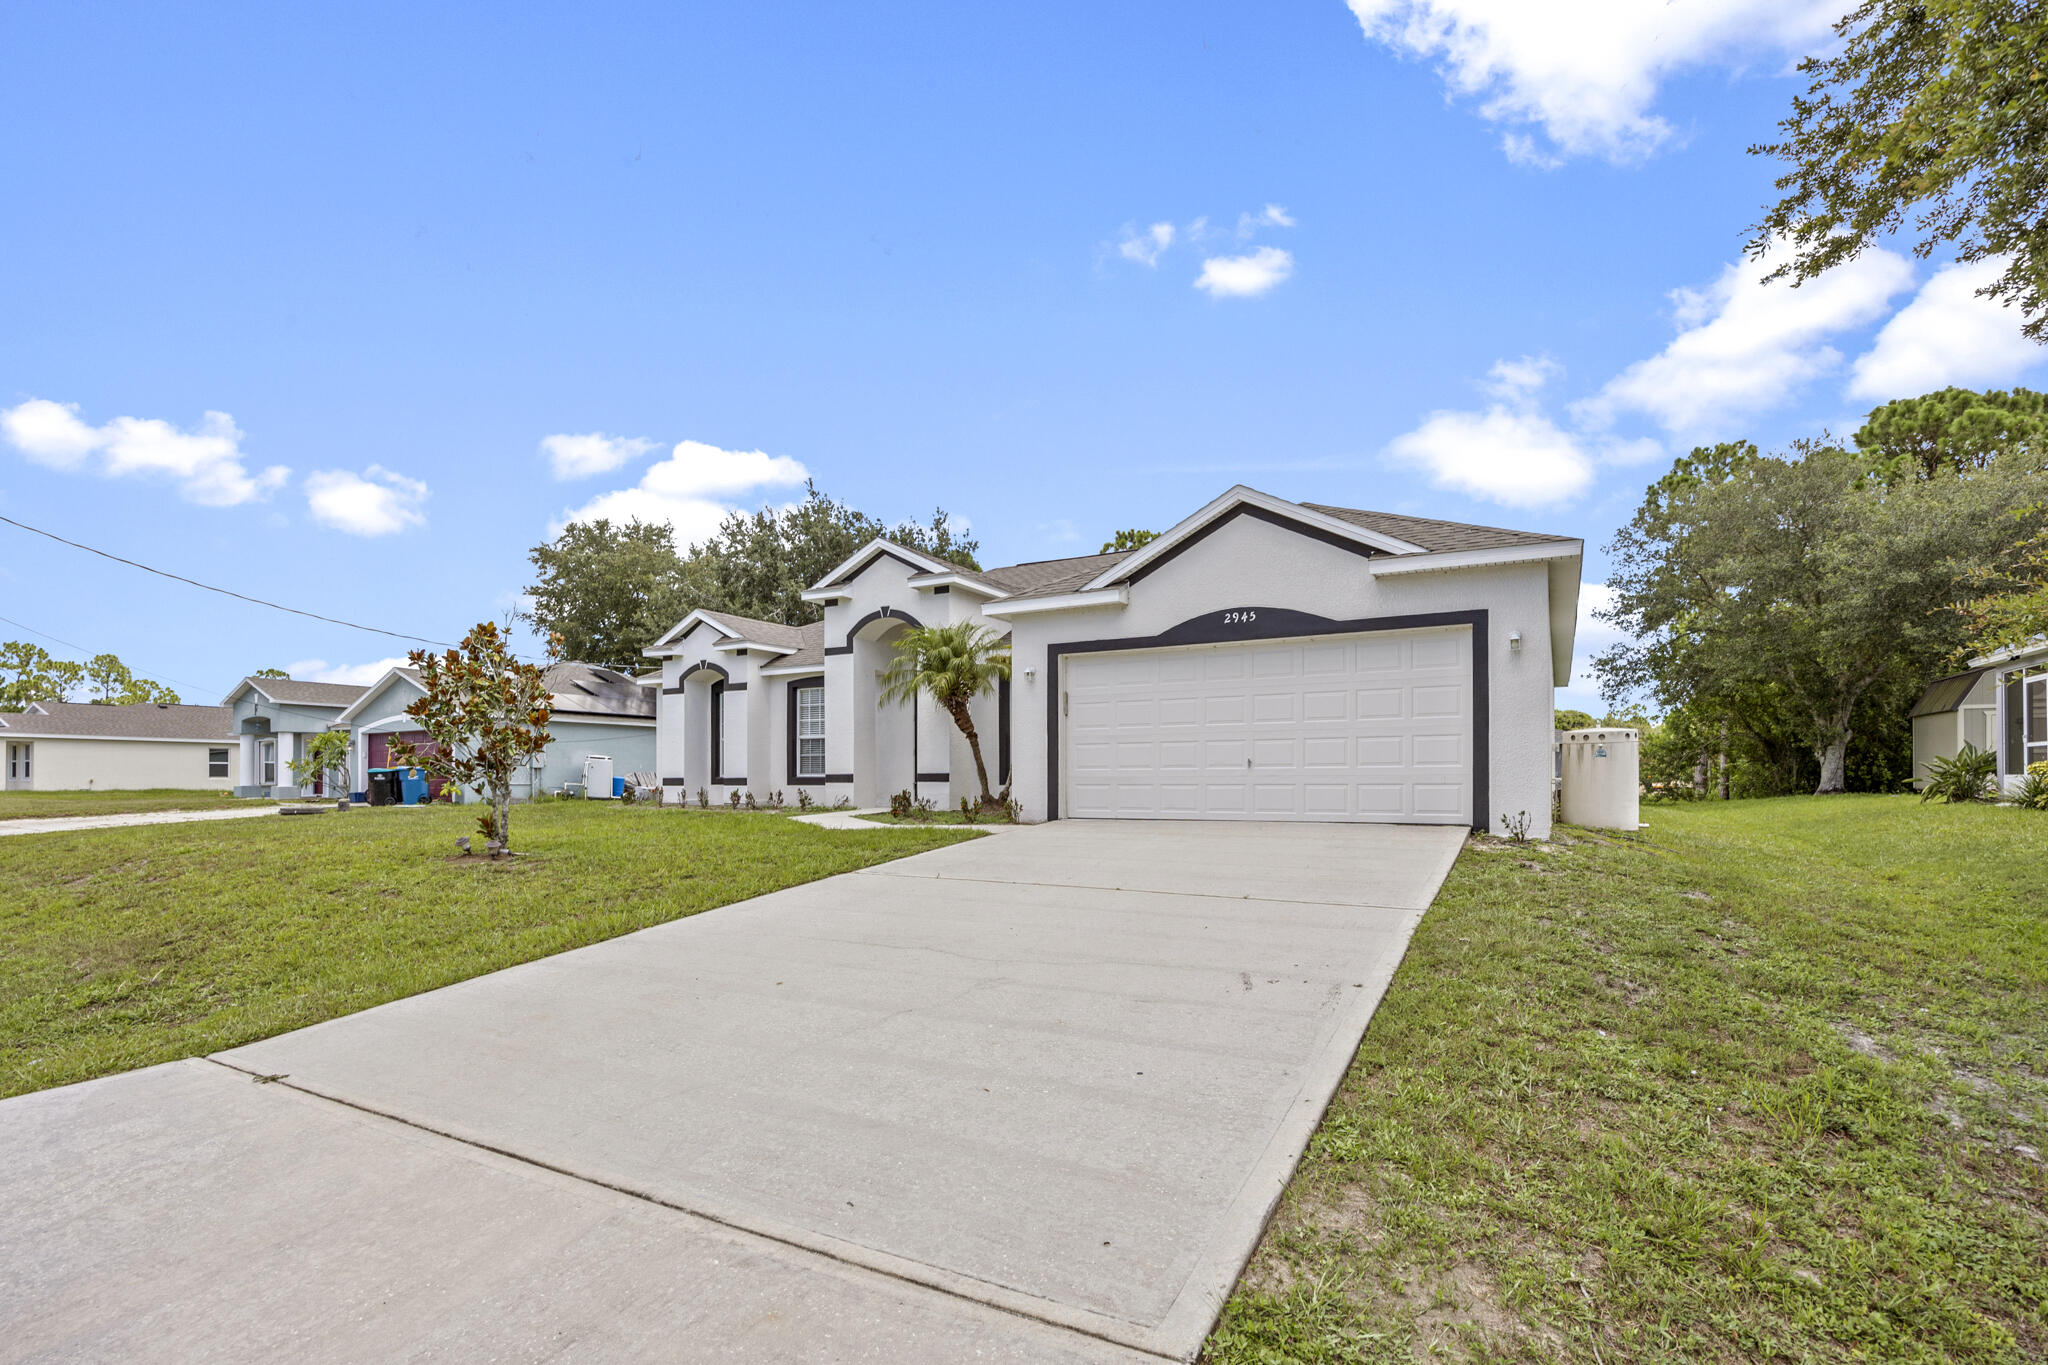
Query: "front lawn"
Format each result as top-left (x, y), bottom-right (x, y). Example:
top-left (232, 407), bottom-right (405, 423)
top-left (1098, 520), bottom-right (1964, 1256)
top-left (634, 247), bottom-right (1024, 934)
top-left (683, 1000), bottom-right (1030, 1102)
top-left (0, 789), bottom-right (269, 821)
top-left (1206, 796), bottom-right (2047, 1364)
top-left (0, 802), bottom-right (970, 1099)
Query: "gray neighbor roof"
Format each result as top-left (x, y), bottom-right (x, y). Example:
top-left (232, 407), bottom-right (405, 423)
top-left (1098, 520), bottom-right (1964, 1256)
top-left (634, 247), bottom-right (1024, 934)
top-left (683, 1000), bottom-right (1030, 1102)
top-left (1910, 668), bottom-right (1987, 718)
top-left (544, 662), bottom-right (655, 719)
top-left (0, 701), bottom-right (235, 741)
top-left (237, 677), bottom-right (370, 708)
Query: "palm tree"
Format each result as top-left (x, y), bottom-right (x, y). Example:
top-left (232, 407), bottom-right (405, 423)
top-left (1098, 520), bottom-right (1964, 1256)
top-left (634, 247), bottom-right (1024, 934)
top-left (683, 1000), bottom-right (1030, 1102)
top-left (878, 623), bottom-right (1011, 806)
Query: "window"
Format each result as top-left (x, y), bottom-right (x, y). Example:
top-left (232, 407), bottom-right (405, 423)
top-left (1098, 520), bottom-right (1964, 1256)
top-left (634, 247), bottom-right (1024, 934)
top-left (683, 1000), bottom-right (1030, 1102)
top-left (796, 685), bottom-right (825, 777)
top-left (6, 742), bottom-right (29, 781)
top-left (208, 747), bottom-right (230, 779)
top-left (259, 739), bottom-right (277, 786)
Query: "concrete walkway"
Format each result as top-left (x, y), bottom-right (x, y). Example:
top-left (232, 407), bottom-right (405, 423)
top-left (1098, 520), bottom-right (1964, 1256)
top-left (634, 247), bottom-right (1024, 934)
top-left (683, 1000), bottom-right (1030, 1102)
top-left (1, 819), bottom-right (1466, 1363)
top-left (791, 806), bottom-right (1022, 831)
top-left (0, 805), bottom-right (277, 838)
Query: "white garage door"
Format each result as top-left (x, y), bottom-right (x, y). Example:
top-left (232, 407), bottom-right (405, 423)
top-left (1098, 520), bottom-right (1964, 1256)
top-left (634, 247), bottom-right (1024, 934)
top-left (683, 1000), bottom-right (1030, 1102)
top-left (1063, 625), bottom-right (1472, 823)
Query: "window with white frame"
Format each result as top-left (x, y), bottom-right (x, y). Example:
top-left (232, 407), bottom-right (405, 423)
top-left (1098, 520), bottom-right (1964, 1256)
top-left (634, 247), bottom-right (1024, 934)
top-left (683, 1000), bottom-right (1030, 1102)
top-left (796, 685), bottom-right (825, 777)
top-left (208, 747), bottom-right (230, 778)
top-left (6, 741), bottom-right (29, 780)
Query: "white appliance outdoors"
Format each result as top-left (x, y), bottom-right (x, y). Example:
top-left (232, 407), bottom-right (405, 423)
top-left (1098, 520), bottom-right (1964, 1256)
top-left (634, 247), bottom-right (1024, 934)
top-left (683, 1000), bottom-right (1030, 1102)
top-left (582, 753), bottom-right (615, 800)
top-left (1559, 728), bottom-right (1640, 831)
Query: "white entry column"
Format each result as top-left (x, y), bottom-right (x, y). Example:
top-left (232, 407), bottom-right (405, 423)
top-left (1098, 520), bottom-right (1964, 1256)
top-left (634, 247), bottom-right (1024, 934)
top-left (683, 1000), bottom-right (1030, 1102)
top-left (238, 733), bottom-right (256, 788)
top-left (274, 732), bottom-right (295, 791)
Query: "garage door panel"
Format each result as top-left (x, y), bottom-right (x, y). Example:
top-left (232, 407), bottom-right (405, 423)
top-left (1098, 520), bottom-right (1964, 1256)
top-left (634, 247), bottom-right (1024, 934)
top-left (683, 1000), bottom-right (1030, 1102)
top-left (1412, 685), bottom-right (1464, 718)
top-left (1250, 692), bottom-right (1297, 724)
top-left (1412, 733), bottom-right (1463, 767)
top-left (1356, 687), bottom-right (1406, 719)
top-left (1064, 625), bottom-right (1472, 825)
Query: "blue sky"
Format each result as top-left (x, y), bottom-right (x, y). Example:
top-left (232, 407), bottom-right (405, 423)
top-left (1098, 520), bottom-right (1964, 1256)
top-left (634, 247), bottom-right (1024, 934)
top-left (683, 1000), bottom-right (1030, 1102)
top-left (4, 1), bottom-right (2043, 712)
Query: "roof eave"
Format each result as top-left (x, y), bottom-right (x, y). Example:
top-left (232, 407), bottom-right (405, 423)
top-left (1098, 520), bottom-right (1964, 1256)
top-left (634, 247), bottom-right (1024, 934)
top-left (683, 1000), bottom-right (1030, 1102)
top-left (1369, 539), bottom-right (1585, 577)
top-left (982, 587), bottom-right (1130, 619)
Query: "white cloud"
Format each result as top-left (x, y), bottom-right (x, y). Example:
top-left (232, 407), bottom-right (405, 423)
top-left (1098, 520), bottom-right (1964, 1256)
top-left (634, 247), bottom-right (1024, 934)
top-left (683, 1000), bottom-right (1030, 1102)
top-left (1847, 258), bottom-right (2047, 401)
top-left (0, 398), bottom-right (289, 505)
top-left (283, 656), bottom-right (411, 687)
top-left (1579, 242), bottom-right (1915, 436)
top-left (540, 431), bottom-right (660, 480)
top-left (1345, 0), bottom-right (1840, 165)
top-left (1483, 354), bottom-right (1562, 401)
top-left (556, 439), bottom-right (810, 544)
top-left (1118, 222), bottom-right (1176, 267)
top-left (305, 465), bottom-right (430, 537)
top-left (1386, 404), bottom-right (1595, 506)
top-left (1194, 246), bottom-right (1295, 299)
top-left (1237, 204), bottom-right (1296, 237)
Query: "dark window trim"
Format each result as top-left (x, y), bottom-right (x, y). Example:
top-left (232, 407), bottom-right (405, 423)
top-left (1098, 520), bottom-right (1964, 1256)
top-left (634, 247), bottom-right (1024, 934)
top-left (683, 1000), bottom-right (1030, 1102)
top-left (998, 676), bottom-right (1011, 787)
top-left (1044, 607), bottom-right (1488, 830)
top-left (661, 776), bottom-right (685, 786)
top-left (710, 680), bottom-right (726, 785)
top-left (685, 660), bottom-right (731, 684)
top-left (786, 675), bottom-right (826, 785)
top-left (1117, 505), bottom-right (1379, 589)
top-left (915, 771), bottom-right (951, 783)
top-left (823, 772), bottom-right (854, 783)
top-left (930, 584), bottom-right (950, 595)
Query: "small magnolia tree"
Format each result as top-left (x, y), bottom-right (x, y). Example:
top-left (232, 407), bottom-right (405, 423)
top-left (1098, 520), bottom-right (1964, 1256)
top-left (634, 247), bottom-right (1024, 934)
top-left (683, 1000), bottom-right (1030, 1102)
top-left (879, 623), bottom-right (1011, 806)
top-left (288, 729), bottom-right (353, 799)
top-left (386, 622), bottom-right (554, 853)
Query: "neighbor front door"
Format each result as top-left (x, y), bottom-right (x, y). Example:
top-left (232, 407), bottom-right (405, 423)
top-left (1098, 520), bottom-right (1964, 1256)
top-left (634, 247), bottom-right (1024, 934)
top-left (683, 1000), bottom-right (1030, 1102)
top-left (5, 741), bottom-right (30, 790)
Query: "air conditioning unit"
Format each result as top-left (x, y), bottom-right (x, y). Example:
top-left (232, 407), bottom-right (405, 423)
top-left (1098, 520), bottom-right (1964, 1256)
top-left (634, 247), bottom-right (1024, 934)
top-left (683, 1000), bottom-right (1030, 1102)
top-left (583, 754), bottom-right (615, 799)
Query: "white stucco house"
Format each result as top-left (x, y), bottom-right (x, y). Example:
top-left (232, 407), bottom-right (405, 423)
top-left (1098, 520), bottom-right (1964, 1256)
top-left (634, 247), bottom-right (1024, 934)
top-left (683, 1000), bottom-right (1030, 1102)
top-left (1910, 635), bottom-right (2048, 790)
top-left (331, 661), bottom-right (657, 802)
top-left (646, 486), bottom-right (1582, 836)
top-left (1, 701), bottom-right (238, 792)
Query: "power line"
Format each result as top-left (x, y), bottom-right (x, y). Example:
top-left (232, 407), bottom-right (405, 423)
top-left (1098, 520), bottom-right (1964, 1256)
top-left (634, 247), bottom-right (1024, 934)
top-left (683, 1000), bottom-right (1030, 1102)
top-left (0, 513), bottom-right (457, 649)
top-left (0, 612), bottom-right (231, 700)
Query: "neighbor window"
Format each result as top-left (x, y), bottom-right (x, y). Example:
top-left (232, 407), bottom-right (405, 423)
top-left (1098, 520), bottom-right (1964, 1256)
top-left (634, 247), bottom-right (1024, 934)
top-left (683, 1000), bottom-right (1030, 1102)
top-left (796, 685), bottom-right (825, 777)
top-left (5, 742), bottom-right (29, 781)
top-left (208, 747), bottom-right (230, 778)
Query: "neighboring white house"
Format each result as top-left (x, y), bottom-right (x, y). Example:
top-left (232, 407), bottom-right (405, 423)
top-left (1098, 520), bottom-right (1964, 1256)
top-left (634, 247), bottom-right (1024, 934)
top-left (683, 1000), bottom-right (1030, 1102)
top-left (1914, 635), bottom-right (2048, 790)
top-left (0, 701), bottom-right (238, 792)
top-left (221, 677), bottom-right (369, 798)
top-left (645, 485), bottom-right (1582, 837)
top-left (331, 661), bottom-right (656, 801)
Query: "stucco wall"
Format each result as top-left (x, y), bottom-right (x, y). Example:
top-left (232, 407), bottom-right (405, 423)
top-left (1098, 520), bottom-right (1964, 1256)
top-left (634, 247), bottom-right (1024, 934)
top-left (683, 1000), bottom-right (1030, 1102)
top-left (19, 737), bottom-right (233, 791)
top-left (1000, 513), bottom-right (1561, 836)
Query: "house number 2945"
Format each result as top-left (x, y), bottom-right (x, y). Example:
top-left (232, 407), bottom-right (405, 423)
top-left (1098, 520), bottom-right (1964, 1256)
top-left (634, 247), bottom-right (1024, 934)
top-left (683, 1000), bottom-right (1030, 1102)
top-left (1221, 610), bottom-right (1257, 625)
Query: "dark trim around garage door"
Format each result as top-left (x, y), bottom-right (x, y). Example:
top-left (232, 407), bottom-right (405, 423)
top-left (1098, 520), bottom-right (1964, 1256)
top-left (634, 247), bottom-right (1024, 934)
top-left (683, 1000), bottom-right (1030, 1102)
top-left (1044, 607), bottom-right (1488, 830)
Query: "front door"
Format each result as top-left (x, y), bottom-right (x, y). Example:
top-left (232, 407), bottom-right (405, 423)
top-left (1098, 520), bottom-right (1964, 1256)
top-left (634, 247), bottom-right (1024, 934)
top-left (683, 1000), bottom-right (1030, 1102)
top-left (4, 741), bottom-right (30, 791)
top-left (2029, 676), bottom-right (2047, 771)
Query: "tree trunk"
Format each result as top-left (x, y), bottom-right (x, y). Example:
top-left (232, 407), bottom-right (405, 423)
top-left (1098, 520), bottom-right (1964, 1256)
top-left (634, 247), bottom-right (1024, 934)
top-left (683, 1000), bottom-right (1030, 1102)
top-left (495, 780), bottom-right (512, 853)
top-left (1815, 738), bottom-right (1849, 794)
top-left (1692, 750), bottom-right (1709, 795)
top-left (948, 698), bottom-right (993, 805)
top-left (1717, 722), bottom-right (1730, 801)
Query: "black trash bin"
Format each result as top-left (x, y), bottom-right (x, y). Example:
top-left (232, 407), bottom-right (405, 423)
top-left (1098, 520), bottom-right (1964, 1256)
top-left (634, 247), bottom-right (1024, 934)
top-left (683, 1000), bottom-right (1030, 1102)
top-left (366, 769), bottom-right (397, 806)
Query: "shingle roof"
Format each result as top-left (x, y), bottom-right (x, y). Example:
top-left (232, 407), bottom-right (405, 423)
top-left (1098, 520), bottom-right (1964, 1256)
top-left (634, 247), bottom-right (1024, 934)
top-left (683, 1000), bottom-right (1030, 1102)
top-left (696, 610), bottom-right (810, 652)
top-left (544, 662), bottom-right (655, 719)
top-left (978, 551), bottom-right (1133, 599)
top-left (763, 622), bottom-right (828, 672)
top-left (1910, 668), bottom-right (1988, 718)
top-left (0, 701), bottom-right (236, 741)
top-left (1301, 504), bottom-right (1569, 553)
top-left (237, 677), bottom-right (370, 707)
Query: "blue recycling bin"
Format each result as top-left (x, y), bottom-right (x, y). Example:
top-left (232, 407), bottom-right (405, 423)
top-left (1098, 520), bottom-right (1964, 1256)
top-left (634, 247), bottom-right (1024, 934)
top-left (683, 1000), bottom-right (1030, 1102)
top-left (399, 768), bottom-right (430, 804)
top-left (613, 776), bottom-right (626, 798)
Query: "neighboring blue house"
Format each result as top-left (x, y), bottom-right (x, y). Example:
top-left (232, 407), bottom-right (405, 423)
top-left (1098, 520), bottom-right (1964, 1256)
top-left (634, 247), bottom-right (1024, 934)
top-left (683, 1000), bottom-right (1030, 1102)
top-left (332, 662), bottom-right (656, 801)
top-left (221, 677), bottom-right (369, 798)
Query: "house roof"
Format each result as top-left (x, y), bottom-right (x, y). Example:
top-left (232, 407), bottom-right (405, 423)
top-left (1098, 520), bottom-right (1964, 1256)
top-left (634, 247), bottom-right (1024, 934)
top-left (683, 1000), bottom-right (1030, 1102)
top-left (760, 621), bottom-right (828, 673)
top-left (543, 662), bottom-right (656, 719)
top-left (226, 676), bottom-right (370, 708)
top-left (1301, 505), bottom-right (1568, 554)
top-left (695, 610), bottom-right (810, 652)
top-left (0, 701), bottom-right (235, 741)
top-left (1911, 668), bottom-right (1989, 718)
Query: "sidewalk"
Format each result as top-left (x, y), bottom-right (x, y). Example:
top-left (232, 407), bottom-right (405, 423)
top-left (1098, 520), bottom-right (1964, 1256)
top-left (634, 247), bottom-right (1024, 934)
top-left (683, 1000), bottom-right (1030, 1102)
top-left (0, 806), bottom-right (278, 839)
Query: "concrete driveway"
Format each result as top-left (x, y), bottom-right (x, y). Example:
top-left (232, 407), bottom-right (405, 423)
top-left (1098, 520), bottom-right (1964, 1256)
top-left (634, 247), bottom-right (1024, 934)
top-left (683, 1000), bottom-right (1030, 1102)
top-left (2, 819), bottom-right (1465, 1363)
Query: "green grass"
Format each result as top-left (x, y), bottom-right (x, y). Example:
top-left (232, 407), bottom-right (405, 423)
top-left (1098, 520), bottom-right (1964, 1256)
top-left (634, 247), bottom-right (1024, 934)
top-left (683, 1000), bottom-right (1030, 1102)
top-left (0, 789), bottom-right (271, 820)
top-left (1204, 796), bottom-right (2048, 1365)
top-left (0, 801), bottom-right (971, 1099)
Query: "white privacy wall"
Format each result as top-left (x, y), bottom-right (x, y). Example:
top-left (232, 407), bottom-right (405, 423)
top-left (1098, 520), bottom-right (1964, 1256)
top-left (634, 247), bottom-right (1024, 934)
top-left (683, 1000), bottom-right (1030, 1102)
top-left (1003, 513), bottom-right (1561, 836)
